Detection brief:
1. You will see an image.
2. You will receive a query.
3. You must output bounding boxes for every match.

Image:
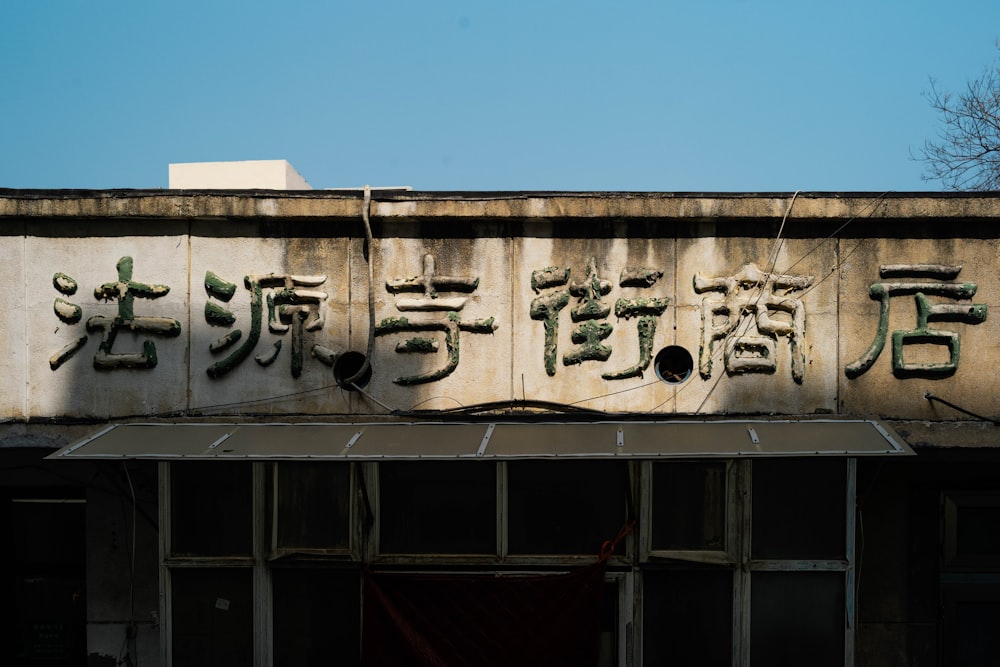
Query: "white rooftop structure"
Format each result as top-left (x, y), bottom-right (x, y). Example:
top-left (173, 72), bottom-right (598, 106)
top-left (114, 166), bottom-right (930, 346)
top-left (168, 159), bottom-right (312, 190)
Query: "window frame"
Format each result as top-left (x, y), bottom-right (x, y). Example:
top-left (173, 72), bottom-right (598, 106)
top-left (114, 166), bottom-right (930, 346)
top-left (265, 461), bottom-right (357, 560)
top-left (639, 458), bottom-right (857, 667)
top-left (160, 462), bottom-right (265, 667)
top-left (159, 457), bottom-right (857, 667)
top-left (365, 460), bottom-right (637, 567)
top-left (943, 491), bottom-right (1000, 570)
top-left (941, 490), bottom-right (1000, 665)
top-left (640, 459), bottom-right (739, 565)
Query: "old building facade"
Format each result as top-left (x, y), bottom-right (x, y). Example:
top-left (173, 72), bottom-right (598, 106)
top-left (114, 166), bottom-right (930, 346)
top-left (1, 189), bottom-right (997, 666)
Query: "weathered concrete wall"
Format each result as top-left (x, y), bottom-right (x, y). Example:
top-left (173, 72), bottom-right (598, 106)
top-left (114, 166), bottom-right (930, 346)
top-left (0, 190), bottom-right (997, 424)
top-left (2, 191), bottom-right (998, 667)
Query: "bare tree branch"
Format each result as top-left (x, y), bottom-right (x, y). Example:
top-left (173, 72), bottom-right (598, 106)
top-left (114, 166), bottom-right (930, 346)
top-left (917, 48), bottom-right (1000, 190)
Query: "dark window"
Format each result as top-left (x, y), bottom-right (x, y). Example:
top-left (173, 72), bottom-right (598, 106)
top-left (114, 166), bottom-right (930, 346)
top-left (643, 568), bottom-right (732, 667)
top-left (957, 506), bottom-right (1000, 556)
top-left (942, 493), bottom-right (1000, 664)
top-left (956, 600), bottom-right (1000, 666)
top-left (946, 494), bottom-right (1000, 566)
top-left (272, 568), bottom-right (360, 666)
top-left (268, 462), bottom-right (351, 553)
top-left (10, 497), bottom-right (85, 566)
top-left (651, 462), bottom-right (726, 552)
top-left (171, 568), bottom-right (252, 667)
top-left (170, 463), bottom-right (252, 557)
top-left (379, 462), bottom-right (496, 554)
top-left (751, 459), bottom-right (845, 559)
top-left (3, 491), bottom-right (86, 667)
top-left (508, 461), bottom-right (628, 555)
top-left (598, 581), bottom-right (619, 667)
top-left (749, 571), bottom-right (844, 667)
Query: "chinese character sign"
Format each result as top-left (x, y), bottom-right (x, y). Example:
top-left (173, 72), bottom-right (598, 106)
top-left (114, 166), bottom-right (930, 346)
top-left (376, 253), bottom-right (498, 385)
top-left (845, 264), bottom-right (987, 379)
top-left (530, 258), bottom-right (669, 380)
top-left (204, 271), bottom-right (330, 379)
top-left (49, 257), bottom-right (181, 370)
top-left (693, 263), bottom-right (813, 383)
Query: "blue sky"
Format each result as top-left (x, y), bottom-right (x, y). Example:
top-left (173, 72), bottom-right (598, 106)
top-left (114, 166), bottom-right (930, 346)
top-left (2, 0), bottom-right (999, 191)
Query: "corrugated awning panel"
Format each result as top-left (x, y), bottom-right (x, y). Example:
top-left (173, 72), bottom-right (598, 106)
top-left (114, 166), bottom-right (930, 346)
top-left (48, 419), bottom-right (913, 460)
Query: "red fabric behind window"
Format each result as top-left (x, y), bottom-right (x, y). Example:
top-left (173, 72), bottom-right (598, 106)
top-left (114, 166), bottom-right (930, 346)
top-left (362, 562), bottom-right (606, 667)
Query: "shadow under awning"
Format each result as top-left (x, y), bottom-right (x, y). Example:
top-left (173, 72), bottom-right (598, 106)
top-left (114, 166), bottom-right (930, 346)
top-left (47, 419), bottom-right (913, 460)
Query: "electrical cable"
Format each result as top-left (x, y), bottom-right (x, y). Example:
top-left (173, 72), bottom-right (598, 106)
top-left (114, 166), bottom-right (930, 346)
top-left (409, 395), bottom-right (466, 410)
top-left (344, 185), bottom-right (375, 388)
top-left (763, 190), bottom-right (799, 276)
top-left (403, 398), bottom-right (609, 417)
top-left (184, 191), bottom-right (890, 417)
top-left (350, 381), bottom-right (398, 414)
top-left (574, 191), bottom-right (804, 412)
top-left (692, 191), bottom-right (801, 413)
top-left (95, 191), bottom-right (897, 420)
top-left (646, 191), bottom-right (891, 412)
top-left (925, 392), bottom-right (1000, 424)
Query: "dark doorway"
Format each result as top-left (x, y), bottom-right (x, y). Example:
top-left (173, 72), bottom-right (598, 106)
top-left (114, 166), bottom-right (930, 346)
top-left (0, 487), bottom-right (87, 667)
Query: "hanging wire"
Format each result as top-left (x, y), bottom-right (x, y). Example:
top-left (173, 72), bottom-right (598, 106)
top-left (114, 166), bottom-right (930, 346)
top-left (691, 191), bottom-right (802, 413)
top-left (140, 191), bottom-right (897, 419)
top-left (345, 185), bottom-right (375, 388)
top-left (925, 392), bottom-right (1000, 424)
top-left (649, 192), bottom-right (893, 412)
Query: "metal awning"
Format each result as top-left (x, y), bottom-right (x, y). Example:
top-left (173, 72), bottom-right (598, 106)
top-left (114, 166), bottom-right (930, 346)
top-left (47, 419), bottom-right (913, 460)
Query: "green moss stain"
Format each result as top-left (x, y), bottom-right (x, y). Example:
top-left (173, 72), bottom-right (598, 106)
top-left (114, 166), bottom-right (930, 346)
top-left (603, 316), bottom-right (658, 380)
top-left (52, 273), bottom-right (77, 295)
top-left (207, 276), bottom-right (262, 379)
top-left (205, 271), bottom-right (237, 301)
top-left (398, 337), bottom-right (438, 353)
top-left (530, 291), bottom-right (569, 376)
top-left (376, 314), bottom-right (497, 385)
top-left (210, 330), bottom-right (242, 352)
top-left (204, 302), bottom-right (236, 327)
top-left (53, 298), bottom-right (82, 324)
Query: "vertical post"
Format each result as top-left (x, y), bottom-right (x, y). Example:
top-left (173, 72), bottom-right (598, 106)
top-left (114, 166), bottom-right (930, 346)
top-left (158, 462), bottom-right (170, 667)
top-left (737, 460), bottom-right (751, 667)
top-left (253, 463), bottom-right (271, 667)
top-left (497, 462), bottom-right (508, 558)
top-left (845, 458), bottom-right (857, 667)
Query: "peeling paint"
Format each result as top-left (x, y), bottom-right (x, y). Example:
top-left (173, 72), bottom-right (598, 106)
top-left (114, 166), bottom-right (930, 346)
top-left (52, 272), bottom-right (77, 295)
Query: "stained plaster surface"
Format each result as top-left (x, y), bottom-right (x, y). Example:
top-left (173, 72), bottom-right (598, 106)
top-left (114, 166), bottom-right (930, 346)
top-left (838, 237), bottom-right (1000, 421)
top-left (512, 231), bottom-right (677, 413)
top-left (0, 230), bottom-right (26, 420)
top-left (24, 235), bottom-right (189, 418)
top-left (0, 190), bottom-right (998, 424)
top-left (188, 235), bottom-right (352, 415)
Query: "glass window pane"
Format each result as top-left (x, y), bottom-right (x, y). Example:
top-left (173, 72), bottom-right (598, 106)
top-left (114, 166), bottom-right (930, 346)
top-left (957, 505), bottom-right (1000, 557)
top-left (270, 463), bottom-right (351, 552)
top-left (751, 459), bottom-right (845, 559)
top-left (379, 462), bottom-right (496, 554)
top-left (598, 581), bottom-right (618, 667)
top-left (508, 461), bottom-right (628, 555)
top-left (651, 462), bottom-right (726, 552)
top-left (171, 568), bottom-right (252, 667)
top-left (273, 568), bottom-right (360, 666)
top-left (170, 463), bottom-right (252, 557)
top-left (643, 569), bottom-right (732, 667)
top-left (750, 571), bottom-right (844, 667)
top-left (956, 600), bottom-right (1000, 666)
